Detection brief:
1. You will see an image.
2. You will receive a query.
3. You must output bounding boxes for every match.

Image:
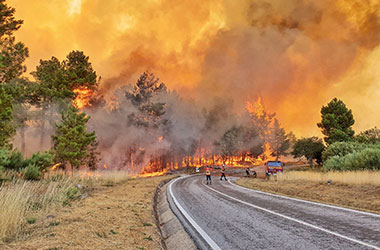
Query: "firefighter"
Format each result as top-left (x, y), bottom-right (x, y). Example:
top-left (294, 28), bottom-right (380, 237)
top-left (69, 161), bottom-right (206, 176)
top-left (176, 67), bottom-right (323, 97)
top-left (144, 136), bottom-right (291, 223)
top-left (205, 165), bottom-right (212, 185)
top-left (220, 164), bottom-right (227, 181)
top-left (245, 167), bottom-right (250, 177)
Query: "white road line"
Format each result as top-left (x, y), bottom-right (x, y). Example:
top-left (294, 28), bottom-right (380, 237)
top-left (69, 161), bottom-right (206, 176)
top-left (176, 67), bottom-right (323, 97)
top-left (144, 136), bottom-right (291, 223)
top-left (168, 176), bottom-right (222, 250)
top-left (204, 182), bottom-right (380, 250)
top-left (227, 179), bottom-right (380, 218)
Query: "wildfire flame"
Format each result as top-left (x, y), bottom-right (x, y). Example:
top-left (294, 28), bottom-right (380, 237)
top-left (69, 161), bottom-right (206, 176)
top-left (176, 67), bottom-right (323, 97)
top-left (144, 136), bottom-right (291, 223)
top-left (135, 169), bottom-right (168, 178)
top-left (73, 86), bottom-right (93, 109)
top-left (50, 163), bottom-right (61, 171)
top-left (246, 97), bottom-right (265, 119)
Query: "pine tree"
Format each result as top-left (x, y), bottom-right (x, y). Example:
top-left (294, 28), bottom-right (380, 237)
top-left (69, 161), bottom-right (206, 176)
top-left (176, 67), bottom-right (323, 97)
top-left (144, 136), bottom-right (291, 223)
top-left (0, 0), bottom-right (28, 83)
top-left (268, 119), bottom-right (291, 160)
top-left (126, 72), bottom-right (167, 128)
top-left (52, 105), bottom-right (97, 170)
top-left (0, 85), bottom-right (15, 148)
top-left (317, 98), bottom-right (355, 145)
top-left (64, 50), bottom-right (97, 91)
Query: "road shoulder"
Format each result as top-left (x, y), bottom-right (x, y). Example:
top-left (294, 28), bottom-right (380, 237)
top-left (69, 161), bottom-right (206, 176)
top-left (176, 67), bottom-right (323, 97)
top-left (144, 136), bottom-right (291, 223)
top-left (154, 177), bottom-right (197, 250)
top-left (236, 177), bottom-right (380, 214)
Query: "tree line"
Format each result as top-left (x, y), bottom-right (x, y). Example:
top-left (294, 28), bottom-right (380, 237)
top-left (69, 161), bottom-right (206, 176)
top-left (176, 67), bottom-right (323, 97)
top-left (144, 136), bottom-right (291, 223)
top-left (0, 1), bottom-right (98, 179)
top-left (292, 97), bottom-right (380, 171)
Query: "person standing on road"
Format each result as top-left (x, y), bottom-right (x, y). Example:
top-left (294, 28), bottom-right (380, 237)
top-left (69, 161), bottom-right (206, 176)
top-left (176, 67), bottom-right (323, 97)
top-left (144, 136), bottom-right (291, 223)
top-left (205, 165), bottom-right (212, 185)
top-left (220, 164), bottom-right (227, 181)
top-left (245, 167), bottom-right (250, 177)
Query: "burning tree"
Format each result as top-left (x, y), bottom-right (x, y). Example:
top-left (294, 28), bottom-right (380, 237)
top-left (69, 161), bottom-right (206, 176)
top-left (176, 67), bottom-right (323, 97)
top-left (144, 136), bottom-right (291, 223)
top-left (31, 50), bottom-right (98, 147)
top-left (124, 72), bottom-right (168, 172)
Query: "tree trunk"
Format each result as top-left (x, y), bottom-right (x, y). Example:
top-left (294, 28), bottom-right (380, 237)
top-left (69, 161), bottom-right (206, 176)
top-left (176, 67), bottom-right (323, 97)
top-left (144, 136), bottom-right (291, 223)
top-left (309, 157), bottom-right (314, 167)
top-left (40, 106), bottom-right (46, 149)
top-left (20, 125), bottom-right (25, 154)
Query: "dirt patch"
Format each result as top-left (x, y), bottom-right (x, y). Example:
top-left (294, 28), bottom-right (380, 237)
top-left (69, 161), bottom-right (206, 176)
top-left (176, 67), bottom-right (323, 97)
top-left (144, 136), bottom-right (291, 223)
top-left (1, 176), bottom-right (172, 250)
top-left (236, 178), bottom-right (380, 214)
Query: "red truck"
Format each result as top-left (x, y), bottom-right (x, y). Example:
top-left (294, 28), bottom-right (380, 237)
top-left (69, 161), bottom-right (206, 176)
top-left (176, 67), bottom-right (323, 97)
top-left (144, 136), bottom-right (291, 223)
top-left (265, 161), bottom-right (284, 173)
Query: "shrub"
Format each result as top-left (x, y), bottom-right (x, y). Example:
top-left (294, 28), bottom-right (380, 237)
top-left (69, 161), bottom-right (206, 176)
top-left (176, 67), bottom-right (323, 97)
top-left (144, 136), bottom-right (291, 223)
top-left (27, 217), bottom-right (36, 224)
top-left (23, 164), bottom-right (42, 181)
top-left (0, 149), bottom-right (11, 167)
top-left (8, 150), bottom-right (25, 171)
top-left (65, 187), bottom-right (79, 201)
top-left (322, 141), bottom-right (380, 161)
top-left (324, 148), bottom-right (380, 171)
top-left (24, 151), bottom-right (54, 172)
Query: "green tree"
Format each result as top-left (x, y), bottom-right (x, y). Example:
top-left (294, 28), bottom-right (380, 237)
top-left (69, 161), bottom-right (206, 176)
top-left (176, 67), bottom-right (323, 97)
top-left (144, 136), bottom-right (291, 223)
top-left (0, 85), bottom-right (15, 148)
top-left (268, 119), bottom-right (291, 160)
top-left (52, 105), bottom-right (98, 170)
top-left (31, 51), bottom-right (98, 148)
top-left (0, 0), bottom-right (28, 83)
top-left (292, 137), bottom-right (325, 167)
top-left (317, 98), bottom-right (355, 145)
top-left (355, 127), bottom-right (380, 144)
top-left (31, 56), bottom-right (71, 147)
top-left (64, 50), bottom-right (97, 91)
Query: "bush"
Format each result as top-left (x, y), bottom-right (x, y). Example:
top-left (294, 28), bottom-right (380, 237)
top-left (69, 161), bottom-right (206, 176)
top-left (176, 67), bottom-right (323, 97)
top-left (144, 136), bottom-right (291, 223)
top-left (24, 151), bottom-right (54, 172)
top-left (0, 149), bottom-right (11, 167)
top-left (324, 148), bottom-right (380, 171)
top-left (23, 164), bottom-right (42, 181)
top-left (322, 141), bottom-right (380, 161)
top-left (8, 150), bottom-right (25, 171)
top-left (65, 187), bottom-right (79, 200)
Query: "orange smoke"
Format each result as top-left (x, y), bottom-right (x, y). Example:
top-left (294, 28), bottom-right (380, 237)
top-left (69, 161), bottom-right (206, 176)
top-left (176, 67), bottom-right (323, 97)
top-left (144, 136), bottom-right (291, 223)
top-left (9, 0), bottom-right (380, 136)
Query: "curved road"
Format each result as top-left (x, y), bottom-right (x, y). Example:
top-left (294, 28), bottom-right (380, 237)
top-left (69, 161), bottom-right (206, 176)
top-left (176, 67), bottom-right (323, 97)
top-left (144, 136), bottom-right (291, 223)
top-left (167, 175), bottom-right (380, 250)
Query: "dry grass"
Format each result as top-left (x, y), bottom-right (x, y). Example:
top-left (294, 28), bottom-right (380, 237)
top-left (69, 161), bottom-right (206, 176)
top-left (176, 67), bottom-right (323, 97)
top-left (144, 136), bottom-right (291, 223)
top-left (277, 170), bottom-right (380, 186)
top-left (0, 177), bottom-right (77, 242)
top-left (0, 175), bottom-right (172, 250)
top-left (0, 170), bottom-right (134, 243)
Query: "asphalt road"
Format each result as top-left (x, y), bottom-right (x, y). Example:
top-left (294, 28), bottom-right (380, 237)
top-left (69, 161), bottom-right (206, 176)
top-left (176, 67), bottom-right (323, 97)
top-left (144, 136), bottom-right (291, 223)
top-left (167, 174), bottom-right (380, 250)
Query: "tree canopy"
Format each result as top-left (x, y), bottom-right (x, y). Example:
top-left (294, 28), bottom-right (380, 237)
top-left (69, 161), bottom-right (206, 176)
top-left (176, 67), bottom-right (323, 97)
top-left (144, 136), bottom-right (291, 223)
top-left (0, 0), bottom-right (28, 83)
top-left (126, 71), bottom-right (167, 128)
top-left (355, 127), bottom-right (380, 144)
top-left (52, 105), bottom-right (97, 169)
top-left (317, 98), bottom-right (355, 145)
top-left (292, 137), bottom-right (325, 166)
top-left (0, 85), bottom-right (15, 148)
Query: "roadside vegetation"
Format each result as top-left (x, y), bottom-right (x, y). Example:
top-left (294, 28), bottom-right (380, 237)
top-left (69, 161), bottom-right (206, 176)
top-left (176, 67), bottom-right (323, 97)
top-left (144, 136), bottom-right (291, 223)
top-left (0, 175), bottom-right (171, 250)
top-left (239, 98), bottom-right (380, 213)
top-left (0, 170), bottom-right (135, 243)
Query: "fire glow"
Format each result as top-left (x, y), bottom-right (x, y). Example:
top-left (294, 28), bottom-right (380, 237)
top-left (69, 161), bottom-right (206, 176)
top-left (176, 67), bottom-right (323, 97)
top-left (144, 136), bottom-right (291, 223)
top-left (73, 86), bottom-right (93, 109)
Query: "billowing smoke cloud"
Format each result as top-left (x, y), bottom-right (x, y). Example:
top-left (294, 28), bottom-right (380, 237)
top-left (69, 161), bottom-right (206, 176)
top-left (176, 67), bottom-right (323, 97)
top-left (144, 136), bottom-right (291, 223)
top-left (9, 0), bottom-right (380, 137)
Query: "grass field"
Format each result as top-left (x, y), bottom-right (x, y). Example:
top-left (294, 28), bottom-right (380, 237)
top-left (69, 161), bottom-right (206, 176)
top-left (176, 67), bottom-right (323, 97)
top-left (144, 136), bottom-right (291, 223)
top-left (277, 170), bottom-right (380, 186)
top-left (0, 170), bottom-right (171, 249)
top-left (237, 170), bottom-right (380, 214)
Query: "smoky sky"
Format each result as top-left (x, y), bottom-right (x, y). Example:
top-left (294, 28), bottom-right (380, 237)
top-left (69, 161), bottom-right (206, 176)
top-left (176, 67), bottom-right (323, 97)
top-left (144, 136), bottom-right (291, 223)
top-left (9, 0), bottom-right (380, 136)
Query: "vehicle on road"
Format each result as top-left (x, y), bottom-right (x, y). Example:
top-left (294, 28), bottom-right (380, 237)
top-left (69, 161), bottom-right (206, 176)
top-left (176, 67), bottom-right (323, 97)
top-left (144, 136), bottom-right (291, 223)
top-left (265, 161), bottom-right (284, 173)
